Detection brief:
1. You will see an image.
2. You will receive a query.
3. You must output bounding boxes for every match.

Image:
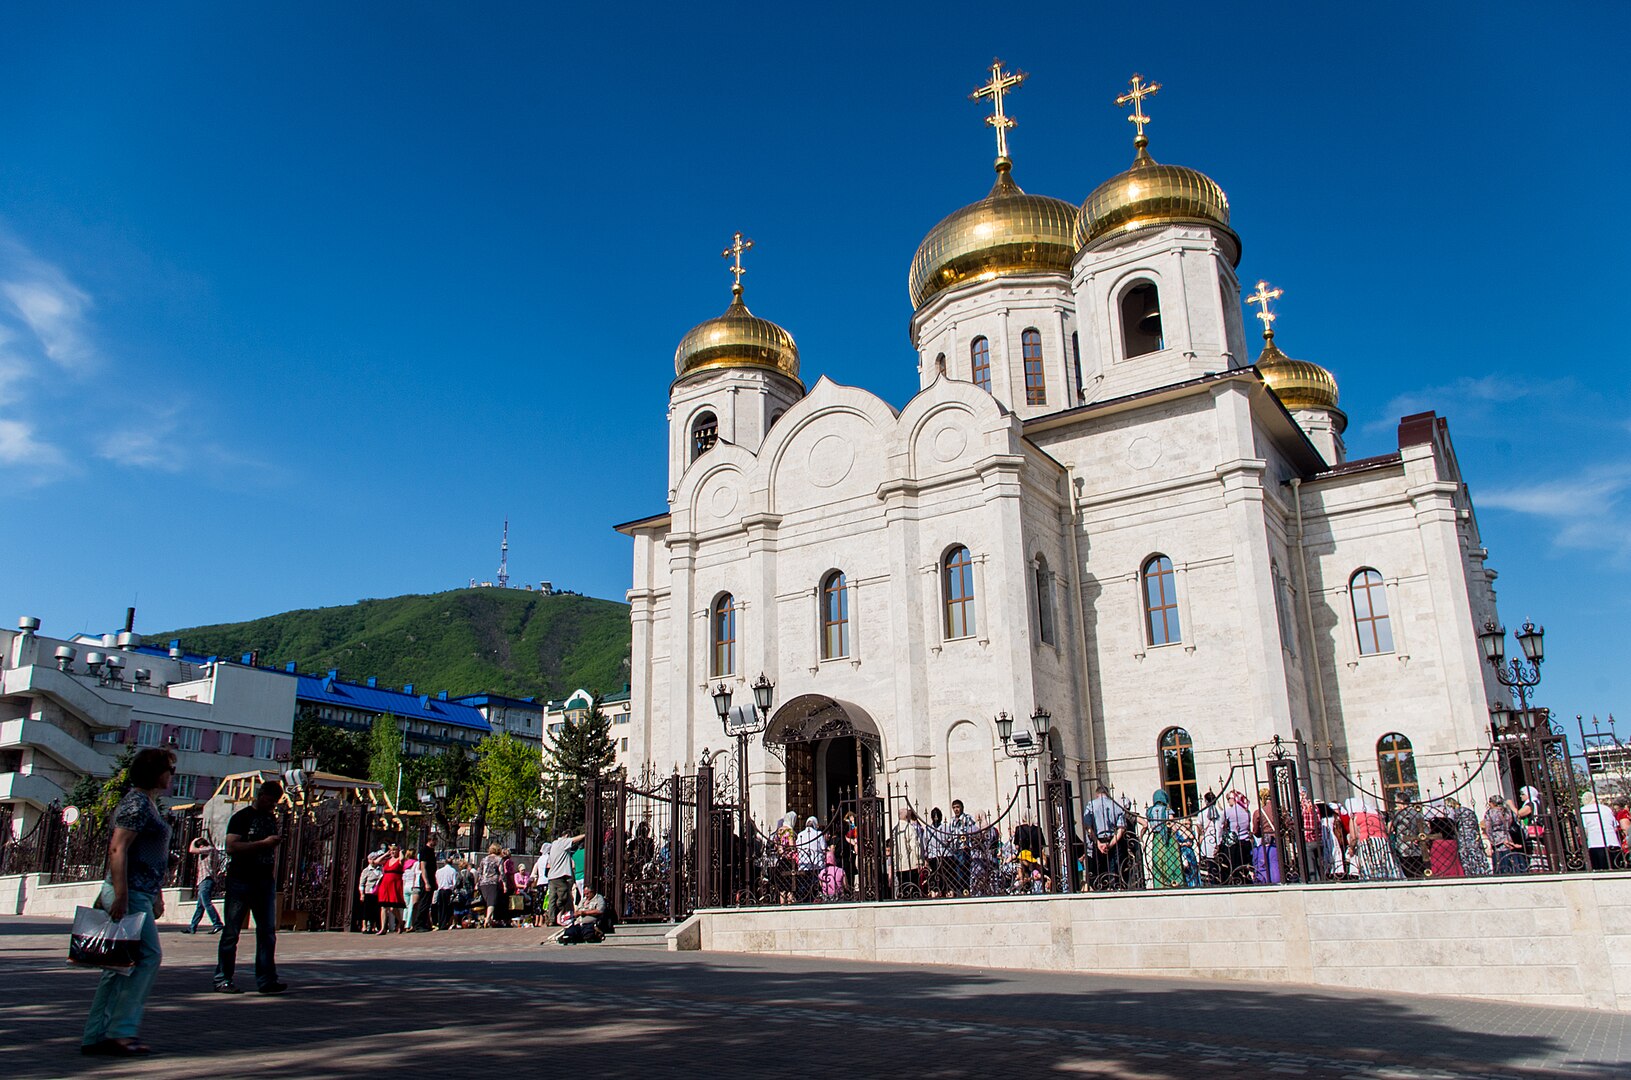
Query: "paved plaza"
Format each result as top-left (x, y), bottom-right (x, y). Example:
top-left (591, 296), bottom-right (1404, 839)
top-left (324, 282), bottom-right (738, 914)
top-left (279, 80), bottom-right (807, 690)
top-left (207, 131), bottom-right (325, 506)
top-left (1, 916), bottom-right (1627, 1078)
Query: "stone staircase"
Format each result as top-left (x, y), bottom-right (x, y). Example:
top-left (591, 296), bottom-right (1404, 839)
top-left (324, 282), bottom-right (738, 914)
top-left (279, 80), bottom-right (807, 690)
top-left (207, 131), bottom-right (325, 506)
top-left (598, 921), bottom-right (674, 948)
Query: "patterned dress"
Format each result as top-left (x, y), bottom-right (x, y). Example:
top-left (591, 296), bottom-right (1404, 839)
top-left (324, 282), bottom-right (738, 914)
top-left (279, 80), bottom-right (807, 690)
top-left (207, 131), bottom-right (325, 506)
top-left (1453, 805), bottom-right (1490, 876)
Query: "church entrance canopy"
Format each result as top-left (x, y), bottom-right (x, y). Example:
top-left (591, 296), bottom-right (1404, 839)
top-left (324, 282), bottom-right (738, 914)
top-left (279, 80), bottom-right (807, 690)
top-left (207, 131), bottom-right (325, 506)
top-left (764, 694), bottom-right (882, 819)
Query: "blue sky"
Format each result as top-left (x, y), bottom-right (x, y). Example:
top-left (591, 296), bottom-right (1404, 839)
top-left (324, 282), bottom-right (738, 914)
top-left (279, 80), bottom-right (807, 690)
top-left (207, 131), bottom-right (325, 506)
top-left (1, 3), bottom-right (1627, 732)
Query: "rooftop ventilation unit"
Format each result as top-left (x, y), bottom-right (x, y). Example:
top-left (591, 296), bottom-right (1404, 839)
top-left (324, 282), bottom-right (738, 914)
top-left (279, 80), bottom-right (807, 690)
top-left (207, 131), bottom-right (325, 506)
top-left (17, 616), bottom-right (40, 634)
top-left (54, 645), bottom-right (76, 671)
top-left (168, 646), bottom-right (183, 661)
top-left (116, 631), bottom-right (140, 649)
top-left (133, 668), bottom-right (151, 685)
top-left (84, 651), bottom-right (106, 675)
top-left (104, 655), bottom-right (125, 683)
top-left (101, 634), bottom-right (116, 648)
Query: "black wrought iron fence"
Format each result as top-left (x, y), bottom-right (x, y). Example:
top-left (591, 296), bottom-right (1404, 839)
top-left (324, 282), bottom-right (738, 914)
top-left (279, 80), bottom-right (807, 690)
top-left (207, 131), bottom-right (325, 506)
top-left (583, 730), bottom-right (1630, 919)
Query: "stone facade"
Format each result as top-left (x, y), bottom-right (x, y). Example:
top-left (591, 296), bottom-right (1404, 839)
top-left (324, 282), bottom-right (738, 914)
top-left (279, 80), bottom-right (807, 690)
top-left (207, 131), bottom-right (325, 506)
top-left (619, 161), bottom-right (1509, 827)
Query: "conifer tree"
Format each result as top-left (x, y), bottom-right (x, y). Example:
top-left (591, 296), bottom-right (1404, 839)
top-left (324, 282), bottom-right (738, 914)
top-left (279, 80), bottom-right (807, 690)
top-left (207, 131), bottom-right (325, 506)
top-left (542, 698), bottom-right (617, 835)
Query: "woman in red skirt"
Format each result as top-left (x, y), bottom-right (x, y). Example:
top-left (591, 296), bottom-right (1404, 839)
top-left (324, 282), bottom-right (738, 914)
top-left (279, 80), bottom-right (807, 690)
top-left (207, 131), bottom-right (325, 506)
top-left (376, 844), bottom-right (405, 934)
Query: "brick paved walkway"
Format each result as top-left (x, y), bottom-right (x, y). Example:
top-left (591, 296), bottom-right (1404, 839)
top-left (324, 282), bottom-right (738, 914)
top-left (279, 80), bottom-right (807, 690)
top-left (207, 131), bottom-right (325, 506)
top-left (1, 916), bottom-right (1626, 1078)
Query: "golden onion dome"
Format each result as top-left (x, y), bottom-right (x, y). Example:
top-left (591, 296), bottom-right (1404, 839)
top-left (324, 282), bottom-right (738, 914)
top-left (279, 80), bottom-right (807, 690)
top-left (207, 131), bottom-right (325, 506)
top-left (1256, 333), bottom-right (1343, 419)
top-left (673, 285), bottom-right (801, 384)
top-left (1076, 135), bottom-right (1237, 261)
top-left (908, 160), bottom-right (1080, 309)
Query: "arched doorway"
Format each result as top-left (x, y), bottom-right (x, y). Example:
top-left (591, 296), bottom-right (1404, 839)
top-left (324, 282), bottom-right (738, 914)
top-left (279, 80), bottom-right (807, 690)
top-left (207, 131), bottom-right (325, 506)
top-left (764, 695), bottom-right (882, 821)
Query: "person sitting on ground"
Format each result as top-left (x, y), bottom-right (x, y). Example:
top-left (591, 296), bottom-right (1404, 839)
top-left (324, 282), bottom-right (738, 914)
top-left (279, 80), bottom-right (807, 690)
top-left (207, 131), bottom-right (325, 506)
top-left (555, 881), bottom-right (608, 944)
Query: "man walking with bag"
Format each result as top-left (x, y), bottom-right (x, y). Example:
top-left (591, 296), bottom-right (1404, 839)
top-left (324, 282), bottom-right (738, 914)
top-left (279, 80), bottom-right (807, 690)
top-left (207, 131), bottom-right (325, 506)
top-left (214, 779), bottom-right (285, 995)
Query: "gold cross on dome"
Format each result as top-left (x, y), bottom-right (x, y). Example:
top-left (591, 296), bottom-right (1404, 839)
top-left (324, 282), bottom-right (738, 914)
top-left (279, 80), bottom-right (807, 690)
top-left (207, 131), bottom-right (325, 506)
top-left (971, 58), bottom-right (1028, 162)
top-left (1246, 280), bottom-right (1283, 337)
top-left (722, 232), bottom-right (753, 294)
top-left (1116, 73), bottom-right (1161, 139)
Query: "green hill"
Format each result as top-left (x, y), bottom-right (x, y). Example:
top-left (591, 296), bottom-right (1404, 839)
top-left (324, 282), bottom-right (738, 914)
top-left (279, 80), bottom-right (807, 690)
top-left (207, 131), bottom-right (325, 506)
top-left (150, 588), bottom-right (631, 701)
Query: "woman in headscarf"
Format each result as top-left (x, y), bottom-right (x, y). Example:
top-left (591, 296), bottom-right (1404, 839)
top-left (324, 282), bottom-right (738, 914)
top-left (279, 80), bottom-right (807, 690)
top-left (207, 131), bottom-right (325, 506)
top-left (1484, 794), bottom-right (1527, 874)
top-left (1145, 790), bottom-right (1184, 888)
top-left (1221, 790), bottom-right (1254, 883)
top-left (1444, 794), bottom-right (1489, 876)
top-left (1345, 796), bottom-right (1402, 880)
top-left (774, 811), bottom-right (799, 903)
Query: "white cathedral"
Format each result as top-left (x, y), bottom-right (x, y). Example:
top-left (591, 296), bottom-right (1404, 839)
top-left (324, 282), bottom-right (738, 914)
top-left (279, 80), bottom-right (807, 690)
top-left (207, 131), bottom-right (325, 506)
top-left (616, 69), bottom-right (1508, 824)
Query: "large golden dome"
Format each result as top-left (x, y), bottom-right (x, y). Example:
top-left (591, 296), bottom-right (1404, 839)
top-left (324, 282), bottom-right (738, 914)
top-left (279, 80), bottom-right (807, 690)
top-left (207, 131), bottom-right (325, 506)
top-left (1256, 334), bottom-right (1343, 421)
top-left (674, 286), bottom-right (801, 384)
top-left (1076, 136), bottom-right (1237, 261)
top-left (909, 161), bottom-right (1080, 309)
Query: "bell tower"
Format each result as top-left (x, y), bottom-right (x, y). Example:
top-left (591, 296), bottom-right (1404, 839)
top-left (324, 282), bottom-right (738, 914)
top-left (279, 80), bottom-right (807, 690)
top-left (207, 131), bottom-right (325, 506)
top-left (668, 233), bottom-right (804, 491)
top-left (1070, 75), bottom-right (1250, 403)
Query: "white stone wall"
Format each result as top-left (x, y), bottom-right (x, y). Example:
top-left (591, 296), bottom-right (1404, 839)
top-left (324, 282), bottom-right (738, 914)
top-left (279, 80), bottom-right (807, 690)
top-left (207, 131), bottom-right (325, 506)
top-left (696, 873), bottom-right (1631, 1012)
top-left (910, 276), bottom-right (1079, 418)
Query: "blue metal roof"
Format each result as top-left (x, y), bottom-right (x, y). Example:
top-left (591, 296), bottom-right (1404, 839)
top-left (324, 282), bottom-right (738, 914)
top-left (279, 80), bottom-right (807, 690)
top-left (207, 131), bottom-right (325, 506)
top-left (294, 674), bottom-right (491, 732)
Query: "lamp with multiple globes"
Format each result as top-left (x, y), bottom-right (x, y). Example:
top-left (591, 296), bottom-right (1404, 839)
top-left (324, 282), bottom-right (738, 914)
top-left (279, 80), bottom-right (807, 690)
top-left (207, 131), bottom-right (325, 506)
top-left (712, 673), bottom-right (775, 842)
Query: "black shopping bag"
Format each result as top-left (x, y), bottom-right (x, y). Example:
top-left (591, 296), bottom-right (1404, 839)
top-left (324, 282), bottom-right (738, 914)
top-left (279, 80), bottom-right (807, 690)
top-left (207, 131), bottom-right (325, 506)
top-left (68, 905), bottom-right (145, 973)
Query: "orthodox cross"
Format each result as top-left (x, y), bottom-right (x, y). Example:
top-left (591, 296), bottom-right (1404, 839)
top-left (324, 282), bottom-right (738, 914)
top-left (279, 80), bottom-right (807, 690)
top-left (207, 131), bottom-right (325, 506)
top-left (971, 59), bottom-right (1027, 162)
top-left (722, 232), bottom-right (753, 294)
top-left (1115, 73), bottom-right (1161, 140)
top-left (1246, 280), bottom-right (1283, 337)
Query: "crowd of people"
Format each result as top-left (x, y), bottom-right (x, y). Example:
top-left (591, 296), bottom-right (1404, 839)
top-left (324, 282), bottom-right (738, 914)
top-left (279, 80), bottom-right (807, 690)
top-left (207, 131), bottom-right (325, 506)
top-left (729, 782), bottom-right (1631, 903)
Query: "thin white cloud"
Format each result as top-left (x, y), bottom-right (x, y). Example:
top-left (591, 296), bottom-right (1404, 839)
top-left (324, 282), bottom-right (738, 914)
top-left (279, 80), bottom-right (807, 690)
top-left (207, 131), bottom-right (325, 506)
top-left (0, 417), bottom-right (69, 479)
top-left (1365, 375), bottom-right (1556, 435)
top-left (1481, 462), bottom-right (1631, 562)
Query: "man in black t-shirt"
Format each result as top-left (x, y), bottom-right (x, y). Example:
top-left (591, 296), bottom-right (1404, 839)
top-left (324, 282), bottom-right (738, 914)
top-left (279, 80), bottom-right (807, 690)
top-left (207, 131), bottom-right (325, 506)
top-left (214, 780), bottom-right (285, 995)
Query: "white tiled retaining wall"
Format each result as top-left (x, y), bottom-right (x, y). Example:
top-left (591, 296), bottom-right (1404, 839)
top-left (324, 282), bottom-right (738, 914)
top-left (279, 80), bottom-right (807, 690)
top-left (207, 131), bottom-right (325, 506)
top-left (696, 873), bottom-right (1631, 1012)
top-left (1, 873), bottom-right (190, 924)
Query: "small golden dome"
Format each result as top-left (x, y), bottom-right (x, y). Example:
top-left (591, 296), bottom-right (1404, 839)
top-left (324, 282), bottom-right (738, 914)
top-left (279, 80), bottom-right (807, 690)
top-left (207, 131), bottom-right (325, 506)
top-left (909, 161), bottom-right (1080, 309)
top-left (1257, 335), bottom-right (1343, 419)
top-left (1076, 137), bottom-right (1237, 261)
top-left (674, 286), bottom-right (801, 383)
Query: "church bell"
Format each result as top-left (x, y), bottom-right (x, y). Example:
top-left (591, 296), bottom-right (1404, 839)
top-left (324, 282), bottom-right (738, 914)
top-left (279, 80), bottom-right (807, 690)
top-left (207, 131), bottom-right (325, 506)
top-left (1135, 288), bottom-right (1162, 337)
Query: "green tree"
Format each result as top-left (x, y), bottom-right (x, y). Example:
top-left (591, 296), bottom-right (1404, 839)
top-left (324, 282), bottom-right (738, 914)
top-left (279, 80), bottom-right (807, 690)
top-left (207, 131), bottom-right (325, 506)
top-left (405, 745), bottom-right (476, 842)
top-left (292, 711), bottom-right (370, 779)
top-left (470, 734), bottom-right (545, 851)
top-left (67, 746), bottom-right (136, 825)
top-left (542, 699), bottom-right (617, 836)
top-left (368, 713), bottom-right (403, 801)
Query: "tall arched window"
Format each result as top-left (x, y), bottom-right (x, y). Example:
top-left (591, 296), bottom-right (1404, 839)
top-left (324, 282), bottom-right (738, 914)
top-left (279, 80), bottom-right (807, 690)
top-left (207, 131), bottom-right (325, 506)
top-left (1142, 554), bottom-right (1180, 646)
top-left (691, 411), bottom-right (718, 460)
top-left (1350, 568), bottom-right (1394, 655)
top-left (711, 593), bottom-right (737, 676)
top-left (820, 571), bottom-right (849, 660)
top-left (1158, 726), bottom-right (1198, 816)
top-left (934, 352), bottom-right (946, 377)
top-left (970, 337), bottom-right (992, 392)
top-left (1071, 330), bottom-right (1084, 404)
top-left (1120, 281), bottom-right (1163, 358)
top-left (1021, 328), bottom-right (1046, 405)
top-left (943, 545), bottom-right (976, 639)
top-left (1034, 555), bottom-right (1055, 646)
top-left (1377, 732), bottom-right (1419, 805)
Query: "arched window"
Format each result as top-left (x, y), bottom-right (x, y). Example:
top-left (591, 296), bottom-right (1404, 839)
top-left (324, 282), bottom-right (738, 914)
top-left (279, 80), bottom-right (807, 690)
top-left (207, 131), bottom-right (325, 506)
top-left (1158, 727), bottom-right (1198, 816)
top-left (711, 593), bottom-right (737, 676)
top-left (970, 337), bottom-right (992, 392)
top-left (1071, 330), bottom-right (1084, 404)
top-left (1377, 733), bottom-right (1419, 805)
top-left (691, 411), bottom-right (719, 460)
top-left (1120, 281), bottom-right (1163, 358)
top-left (943, 546), bottom-right (976, 639)
top-left (1142, 554), bottom-right (1180, 646)
top-left (1350, 568), bottom-right (1394, 655)
top-left (934, 352), bottom-right (946, 377)
top-left (1034, 555), bottom-right (1055, 646)
top-left (820, 571), bottom-right (849, 660)
top-left (1021, 328), bottom-right (1046, 405)
top-left (768, 408), bottom-right (785, 428)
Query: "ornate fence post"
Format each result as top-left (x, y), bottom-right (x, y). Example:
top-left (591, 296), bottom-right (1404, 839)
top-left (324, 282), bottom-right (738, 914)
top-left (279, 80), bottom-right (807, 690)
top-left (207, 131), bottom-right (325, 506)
top-left (1043, 768), bottom-right (1079, 894)
top-left (1266, 742), bottom-right (1309, 885)
top-left (695, 757), bottom-right (716, 909)
top-left (583, 775), bottom-right (604, 894)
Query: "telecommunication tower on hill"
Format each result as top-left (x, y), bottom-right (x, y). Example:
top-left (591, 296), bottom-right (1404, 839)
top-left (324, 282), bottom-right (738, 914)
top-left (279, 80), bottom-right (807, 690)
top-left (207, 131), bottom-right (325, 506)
top-left (497, 519), bottom-right (510, 589)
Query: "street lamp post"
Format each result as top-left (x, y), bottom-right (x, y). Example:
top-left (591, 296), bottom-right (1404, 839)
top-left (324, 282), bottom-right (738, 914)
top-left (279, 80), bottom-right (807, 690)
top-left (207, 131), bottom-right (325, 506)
top-left (1480, 619), bottom-right (1579, 871)
top-left (711, 673), bottom-right (774, 840)
top-left (997, 707), bottom-right (1069, 890)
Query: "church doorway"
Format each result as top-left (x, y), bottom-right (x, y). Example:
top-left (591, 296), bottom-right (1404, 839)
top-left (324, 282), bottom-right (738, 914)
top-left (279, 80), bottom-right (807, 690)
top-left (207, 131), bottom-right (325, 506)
top-left (765, 695), bottom-right (882, 822)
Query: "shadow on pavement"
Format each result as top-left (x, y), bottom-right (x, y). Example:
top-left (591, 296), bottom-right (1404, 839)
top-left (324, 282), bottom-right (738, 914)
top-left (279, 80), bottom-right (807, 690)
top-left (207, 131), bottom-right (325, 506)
top-left (0, 919), bottom-right (1622, 1079)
